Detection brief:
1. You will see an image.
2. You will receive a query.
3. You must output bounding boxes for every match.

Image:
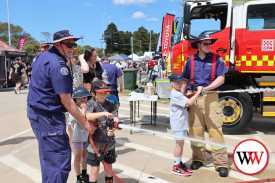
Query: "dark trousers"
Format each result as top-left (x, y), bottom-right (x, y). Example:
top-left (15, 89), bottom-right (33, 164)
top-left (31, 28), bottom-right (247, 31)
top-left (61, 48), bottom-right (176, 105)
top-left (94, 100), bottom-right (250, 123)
top-left (27, 105), bottom-right (71, 183)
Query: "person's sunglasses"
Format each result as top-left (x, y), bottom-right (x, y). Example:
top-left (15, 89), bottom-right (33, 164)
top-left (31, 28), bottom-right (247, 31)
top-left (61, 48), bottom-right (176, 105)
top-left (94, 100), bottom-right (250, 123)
top-left (60, 42), bottom-right (77, 48)
top-left (202, 43), bottom-right (212, 46)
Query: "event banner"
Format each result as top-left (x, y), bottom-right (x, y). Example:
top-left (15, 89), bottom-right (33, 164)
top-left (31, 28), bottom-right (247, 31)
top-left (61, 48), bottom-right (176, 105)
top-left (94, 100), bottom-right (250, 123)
top-left (18, 37), bottom-right (27, 51)
top-left (161, 13), bottom-right (175, 60)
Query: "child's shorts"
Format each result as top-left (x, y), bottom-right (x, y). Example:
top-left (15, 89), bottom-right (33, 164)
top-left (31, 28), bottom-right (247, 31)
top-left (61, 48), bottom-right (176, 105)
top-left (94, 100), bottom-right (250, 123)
top-left (85, 148), bottom-right (116, 166)
top-left (73, 141), bottom-right (88, 150)
top-left (173, 130), bottom-right (188, 141)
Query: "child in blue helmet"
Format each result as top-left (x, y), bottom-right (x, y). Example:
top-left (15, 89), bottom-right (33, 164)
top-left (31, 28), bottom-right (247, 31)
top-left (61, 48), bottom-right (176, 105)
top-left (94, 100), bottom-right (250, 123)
top-left (69, 85), bottom-right (92, 183)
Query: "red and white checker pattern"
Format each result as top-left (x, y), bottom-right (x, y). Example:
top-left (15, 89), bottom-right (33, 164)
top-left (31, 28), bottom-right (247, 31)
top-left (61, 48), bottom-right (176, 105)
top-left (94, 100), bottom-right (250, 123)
top-left (262, 39), bottom-right (274, 51)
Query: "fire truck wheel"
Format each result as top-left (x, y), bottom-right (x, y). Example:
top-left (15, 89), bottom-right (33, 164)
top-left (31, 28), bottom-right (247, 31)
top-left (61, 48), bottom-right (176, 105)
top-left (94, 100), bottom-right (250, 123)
top-left (218, 85), bottom-right (253, 134)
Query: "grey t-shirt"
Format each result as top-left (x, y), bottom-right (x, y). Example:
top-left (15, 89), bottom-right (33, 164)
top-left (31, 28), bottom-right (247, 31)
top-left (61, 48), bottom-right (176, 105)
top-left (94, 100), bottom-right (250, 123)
top-left (170, 89), bottom-right (189, 131)
top-left (69, 106), bottom-right (89, 143)
top-left (86, 99), bottom-right (117, 145)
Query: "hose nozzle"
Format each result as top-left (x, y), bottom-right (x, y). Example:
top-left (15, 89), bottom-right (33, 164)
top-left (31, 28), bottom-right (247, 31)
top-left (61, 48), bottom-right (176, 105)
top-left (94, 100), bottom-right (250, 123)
top-left (114, 121), bottom-right (123, 130)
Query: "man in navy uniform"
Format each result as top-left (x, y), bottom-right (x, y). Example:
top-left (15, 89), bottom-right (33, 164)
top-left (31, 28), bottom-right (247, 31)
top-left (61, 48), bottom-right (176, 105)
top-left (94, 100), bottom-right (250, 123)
top-left (181, 33), bottom-right (229, 177)
top-left (27, 30), bottom-right (97, 183)
top-left (101, 56), bottom-right (124, 101)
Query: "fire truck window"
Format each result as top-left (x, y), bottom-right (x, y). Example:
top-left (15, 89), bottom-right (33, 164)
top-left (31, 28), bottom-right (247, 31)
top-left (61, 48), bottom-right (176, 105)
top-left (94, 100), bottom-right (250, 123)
top-left (189, 3), bottom-right (227, 37)
top-left (190, 19), bottom-right (221, 37)
top-left (247, 3), bottom-right (275, 31)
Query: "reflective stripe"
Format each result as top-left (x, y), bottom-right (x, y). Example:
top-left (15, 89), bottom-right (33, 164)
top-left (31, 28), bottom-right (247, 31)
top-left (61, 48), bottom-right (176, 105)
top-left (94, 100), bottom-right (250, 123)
top-left (192, 142), bottom-right (205, 147)
top-left (210, 145), bottom-right (225, 150)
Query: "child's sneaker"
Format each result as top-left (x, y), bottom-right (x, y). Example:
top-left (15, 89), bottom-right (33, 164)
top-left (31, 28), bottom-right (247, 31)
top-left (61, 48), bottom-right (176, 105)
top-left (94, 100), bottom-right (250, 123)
top-left (172, 164), bottom-right (191, 176)
top-left (180, 161), bottom-right (193, 173)
top-left (76, 175), bottom-right (86, 183)
top-left (83, 174), bottom-right (89, 182)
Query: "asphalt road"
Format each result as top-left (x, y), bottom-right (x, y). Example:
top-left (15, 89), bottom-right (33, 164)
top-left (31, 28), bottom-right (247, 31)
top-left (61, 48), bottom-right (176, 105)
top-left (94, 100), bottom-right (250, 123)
top-left (0, 87), bottom-right (275, 183)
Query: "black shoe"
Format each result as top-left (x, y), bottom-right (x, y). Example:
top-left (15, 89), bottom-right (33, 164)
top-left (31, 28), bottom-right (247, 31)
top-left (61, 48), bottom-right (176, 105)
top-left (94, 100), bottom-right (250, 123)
top-left (190, 161), bottom-right (203, 170)
top-left (216, 167), bottom-right (229, 177)
top-left (83, 174), bottom-right (89, 182)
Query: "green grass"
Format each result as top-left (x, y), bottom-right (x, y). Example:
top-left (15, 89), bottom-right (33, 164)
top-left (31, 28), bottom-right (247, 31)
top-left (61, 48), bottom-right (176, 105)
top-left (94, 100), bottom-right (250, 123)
top-left (121, 89), bottom-right (132, 96)
top-left (158, 98), bottom-right (170, 104)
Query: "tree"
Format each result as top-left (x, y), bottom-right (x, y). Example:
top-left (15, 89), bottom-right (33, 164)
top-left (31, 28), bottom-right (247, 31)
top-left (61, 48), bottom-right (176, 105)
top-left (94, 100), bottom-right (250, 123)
top-left (0, 22), bottom-right (37, 48)
top-left (41, 32), bottom-right (52, 43)
top-left (23, 40), bottom-right (40, 56)
top-left (119, 31), bottom-right (132, 55)
top-left (104, 22), bottom-right (120, 55)
top-left (133, 26), bottom-right (149, 54)
top-left (102, 23), bottom-right (160, 56)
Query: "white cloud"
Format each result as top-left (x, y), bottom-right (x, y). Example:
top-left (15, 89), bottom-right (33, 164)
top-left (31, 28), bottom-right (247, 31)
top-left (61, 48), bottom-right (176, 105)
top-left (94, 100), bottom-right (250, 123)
top-left (84, 3), bottom-right (92, 6)
top-left (146, 18), bottom-right (159, 21)
top-left (113, 0), bottom-right (156, 6)
top-left (131, 11), bottom-right (146, 19)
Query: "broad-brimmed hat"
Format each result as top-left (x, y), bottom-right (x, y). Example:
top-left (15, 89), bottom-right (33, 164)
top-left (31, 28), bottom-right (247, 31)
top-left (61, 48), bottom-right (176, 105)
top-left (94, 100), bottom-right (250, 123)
top-left (91, 80), bottom-right (111, 93)
top-left (72, 86), bottom-right (92, 99)
top-left (191, 33), bottom-right (217, 49)
top-left (48, 30), bottom-right (81, 44)
top-left (40, 41), bottom-right (50, 48)
top-left (169, 73), bottom-right (185, 82)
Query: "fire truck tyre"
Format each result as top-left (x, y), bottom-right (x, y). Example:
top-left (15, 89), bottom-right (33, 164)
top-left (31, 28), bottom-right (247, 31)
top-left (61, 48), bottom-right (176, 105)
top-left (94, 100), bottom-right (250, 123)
top-left (218, 85), bottom-right (253, 134)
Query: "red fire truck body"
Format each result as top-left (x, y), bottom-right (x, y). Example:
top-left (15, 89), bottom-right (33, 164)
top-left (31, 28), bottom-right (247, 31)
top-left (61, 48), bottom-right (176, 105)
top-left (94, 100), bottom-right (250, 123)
top-left (170, 0), bottom-right (275, 133)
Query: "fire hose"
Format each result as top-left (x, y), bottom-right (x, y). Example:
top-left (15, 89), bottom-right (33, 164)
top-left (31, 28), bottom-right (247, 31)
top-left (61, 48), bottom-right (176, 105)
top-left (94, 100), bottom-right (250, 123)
top-left (89, 120), bottom-right (125, 183)
top-left (235, 178), bottom-right (275, 183)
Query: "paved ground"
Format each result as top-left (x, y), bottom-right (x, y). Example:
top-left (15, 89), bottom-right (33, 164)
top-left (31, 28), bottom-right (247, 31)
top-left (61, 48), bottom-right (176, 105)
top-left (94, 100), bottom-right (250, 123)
top-left (0, 87), bottom-right (275, 183)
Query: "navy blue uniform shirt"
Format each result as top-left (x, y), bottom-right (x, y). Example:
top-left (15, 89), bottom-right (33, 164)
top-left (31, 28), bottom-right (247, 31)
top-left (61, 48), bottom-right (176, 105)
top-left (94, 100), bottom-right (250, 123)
top-left (27, 46), bottom-right (73, 112)
top-left (181, 52), bottom-right (228, 91)
top-left (101, 62), bottom-right (122, 91)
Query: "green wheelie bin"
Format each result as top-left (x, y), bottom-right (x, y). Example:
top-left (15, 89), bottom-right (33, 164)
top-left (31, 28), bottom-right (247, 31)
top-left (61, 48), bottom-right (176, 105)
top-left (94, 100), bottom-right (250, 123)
top-left (123, 69), bottom-right (138, 90)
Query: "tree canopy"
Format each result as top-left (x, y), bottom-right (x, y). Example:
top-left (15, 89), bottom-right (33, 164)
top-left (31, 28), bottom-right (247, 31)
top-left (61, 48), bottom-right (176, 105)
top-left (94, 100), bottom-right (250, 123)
top-left (0, 21), bottom-right (160, 58)
top-left (104, 22), bottom-right (159, 56)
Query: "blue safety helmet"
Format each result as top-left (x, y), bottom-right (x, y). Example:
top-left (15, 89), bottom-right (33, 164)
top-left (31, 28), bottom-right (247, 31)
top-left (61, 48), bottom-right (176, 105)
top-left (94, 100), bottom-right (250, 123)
top-left (72, 85), bottom-right (92, 99)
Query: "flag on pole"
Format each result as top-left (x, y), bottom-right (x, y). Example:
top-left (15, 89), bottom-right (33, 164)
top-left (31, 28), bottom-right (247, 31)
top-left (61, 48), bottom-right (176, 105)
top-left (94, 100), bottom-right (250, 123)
top-left (18, 37), bottom-right (27, 51)
top-left (161, 13), bottom-right (175, 60)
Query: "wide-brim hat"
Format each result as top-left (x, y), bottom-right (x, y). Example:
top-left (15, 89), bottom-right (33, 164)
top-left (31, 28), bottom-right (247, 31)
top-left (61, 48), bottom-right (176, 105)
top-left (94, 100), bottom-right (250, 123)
top-left (40, 41), bottom-right (50, 48)
top-left (191, 33), bottom-right (217, 49)
top-left (91, 80), bottom-right (111, 93)
top-left (47, 30), bottom-right (81, 44)
top-left (72, 86), bottom-right (92, 99)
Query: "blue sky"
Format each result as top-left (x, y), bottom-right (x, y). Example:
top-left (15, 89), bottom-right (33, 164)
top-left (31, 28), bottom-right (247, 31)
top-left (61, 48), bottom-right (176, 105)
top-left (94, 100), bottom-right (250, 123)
top-left (0, 0), bottom-right (182, 48)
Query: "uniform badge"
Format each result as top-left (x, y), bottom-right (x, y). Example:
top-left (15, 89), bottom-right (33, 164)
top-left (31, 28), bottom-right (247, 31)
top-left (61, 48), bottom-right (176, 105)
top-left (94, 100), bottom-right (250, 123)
top-left (219, 57), bottom-right (224, 63)
top-left (60, 67), bottom-right (69, 75)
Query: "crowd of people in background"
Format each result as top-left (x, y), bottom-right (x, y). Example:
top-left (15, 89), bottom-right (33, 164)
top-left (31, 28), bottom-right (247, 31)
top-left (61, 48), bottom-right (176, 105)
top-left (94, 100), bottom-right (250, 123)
top-left (7, 29), bottom-right (229, 183)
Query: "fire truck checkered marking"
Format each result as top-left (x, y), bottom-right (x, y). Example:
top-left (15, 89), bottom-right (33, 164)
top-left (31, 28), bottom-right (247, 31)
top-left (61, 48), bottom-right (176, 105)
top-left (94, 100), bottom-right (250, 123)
top-left (262, 39), bottom-right (274, 51)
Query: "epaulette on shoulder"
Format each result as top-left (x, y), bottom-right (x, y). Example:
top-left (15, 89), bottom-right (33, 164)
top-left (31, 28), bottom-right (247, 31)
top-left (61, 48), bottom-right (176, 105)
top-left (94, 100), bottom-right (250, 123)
top-left (58, 56), bottom-right (65, 63)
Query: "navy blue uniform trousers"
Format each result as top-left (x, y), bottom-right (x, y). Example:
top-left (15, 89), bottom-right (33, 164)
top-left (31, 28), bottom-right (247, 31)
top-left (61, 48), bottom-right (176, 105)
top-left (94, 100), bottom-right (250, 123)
top-left (27, 105), bottom-right (71, 183)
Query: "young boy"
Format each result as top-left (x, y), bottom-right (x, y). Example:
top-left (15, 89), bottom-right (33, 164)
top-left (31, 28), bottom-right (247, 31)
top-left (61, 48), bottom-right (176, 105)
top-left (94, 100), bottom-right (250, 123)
top-left (103, 80), bottom-right (119, 111)
top-left (69, 86), bottom-right (92, 183)
top-left (85, 79), bottom-right (120, 183)
top-left (169, 73), bottom-right (202, 176)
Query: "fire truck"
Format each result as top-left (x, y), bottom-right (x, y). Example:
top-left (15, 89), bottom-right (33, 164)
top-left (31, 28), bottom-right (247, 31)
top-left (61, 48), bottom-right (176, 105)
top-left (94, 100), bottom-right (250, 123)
top-left (170, 0), bottom-right (275, 133)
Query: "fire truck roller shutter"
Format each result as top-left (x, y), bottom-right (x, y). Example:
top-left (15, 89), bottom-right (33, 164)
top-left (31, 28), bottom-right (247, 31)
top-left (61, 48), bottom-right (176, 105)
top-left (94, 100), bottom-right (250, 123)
top-left (218, 85), bottom-right (253, 134)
